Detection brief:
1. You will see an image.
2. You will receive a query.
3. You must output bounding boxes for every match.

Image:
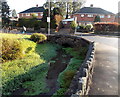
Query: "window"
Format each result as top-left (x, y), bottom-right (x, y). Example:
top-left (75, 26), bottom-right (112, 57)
top-left (108, 15), bottom-right (111, 18)
top-left (63, 22), bottom-right (67, 24)
top-left (87, 14), bottom-right (93, 17)
top-left (81, 14), bottom-right (84, 17)
top-left (100, 15), bottom-right (104, 18)
top-left (35, 13), bottom-right (38, 16)
top-left (40, 13), bottom-right (43, 16)
top-left (26, 13), bottom-right (30, 16)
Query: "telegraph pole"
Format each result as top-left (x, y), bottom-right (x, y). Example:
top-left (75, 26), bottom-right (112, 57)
top-left (47, 0), bottom-right (50, 35)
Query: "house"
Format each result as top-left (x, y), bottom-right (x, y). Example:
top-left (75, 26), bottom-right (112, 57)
top-left (71, 5), bottom-right (115, 25)
top-left (18, 5), bottom-right (45, 19)
top-left (62, 18), bottom-right (75, 28)
top-left (114, 12), bottom-right (120, 23)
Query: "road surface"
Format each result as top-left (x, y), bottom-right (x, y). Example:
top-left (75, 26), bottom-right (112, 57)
top-left (79, 35), bottom-right (119, 96)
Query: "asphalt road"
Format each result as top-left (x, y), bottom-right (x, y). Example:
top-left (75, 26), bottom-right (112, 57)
top-left (79, 35), bottom-right (119, 96)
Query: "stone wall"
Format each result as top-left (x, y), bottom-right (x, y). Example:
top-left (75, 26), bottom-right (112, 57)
top-left (47, 35), bottom-right (95, 96)
top-left (65, 41), bottom-right (95, 97)
top-left (47, 34), bottom-right (90, 48)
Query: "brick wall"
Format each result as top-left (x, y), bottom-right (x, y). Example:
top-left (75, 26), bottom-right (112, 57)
top-left (71, 14), bottom-right (115, 24)
top-left (19, 12), bottom-right (43, 19)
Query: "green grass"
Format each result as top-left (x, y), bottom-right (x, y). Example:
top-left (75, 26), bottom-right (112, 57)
top-left (1, 33), bottom-right (60, 95)
top-left (52, 47), bottom-right (86, 96)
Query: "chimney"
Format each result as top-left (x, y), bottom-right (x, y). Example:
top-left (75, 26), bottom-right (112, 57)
top-left (90, 4), bottom-right (93, 7)
top-left (36, 4), bottom-right (38, 7)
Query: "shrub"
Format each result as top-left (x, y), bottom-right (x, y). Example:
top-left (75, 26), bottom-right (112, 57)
top-left (30, 33), bottom-right (47, 43)
top-left (94, 15), bottom-right (101, 22)
top-left (85, 24), bottom-right (93, 31)
top-left (94, 22), bottom-right (119, 32)
top-left (62, 70), bottom-right (75, 88)
top-left (70, 21), bottom-right (77, 30)
top-left (2, 38), bottom-right (24, 62)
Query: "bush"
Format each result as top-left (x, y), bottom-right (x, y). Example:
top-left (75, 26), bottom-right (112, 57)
top-left (62, 70), bottom-right (75, 88)
top-left (30, 33), bottom-right (47, 43)
top-left (70, 21), bottom-right (77, 30)
top-left (94, 22), bottom-right (119, 32)
top-left (2, 38), bottom-right (24, 62)
top-left (85, 24), bottom-right (93, 31)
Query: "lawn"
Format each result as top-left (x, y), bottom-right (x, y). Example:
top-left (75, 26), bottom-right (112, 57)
top-left (1, 33), bottom-right (87, 96)
top-left (1, 33), bottom-right (60, 95)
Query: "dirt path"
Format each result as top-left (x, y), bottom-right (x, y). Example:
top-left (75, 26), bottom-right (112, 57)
top-left (45, 49), bottom-right (71, 95)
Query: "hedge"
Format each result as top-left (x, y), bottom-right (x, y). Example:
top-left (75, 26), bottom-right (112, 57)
top-left (94, 22), bottom-right (119, 32)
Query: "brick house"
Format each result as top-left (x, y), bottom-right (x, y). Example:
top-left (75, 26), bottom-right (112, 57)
top-left (18, 6), bottom-right (45, 19)
top-left (114, 12), bottom-right (120, 23)
top-left (71, 5), bottom-right (115, 25)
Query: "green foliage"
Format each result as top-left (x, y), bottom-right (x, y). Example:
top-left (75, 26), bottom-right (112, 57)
top-left (18, 18), bottom-right (41, 30)
top-left (77, 24), bottom-right (94, 32)
top-left (30, 33), bottom-right (47, 43)
top-left (94, 15), bottom-right (101, 22)
top-left (1, 1), bottom-right (10, 27)
top-left (54, 47), bottom-right (85, 96)
top-left (1, 38), bottom-right (24, 62)
top-left (85, 24), bottom-right (93, 31)
top-left (1, 33), bottom-right (60, 95)
top-left (52, 88), bottom-right (67, 97)
top-left (70, 21), bottom-right (77, 30)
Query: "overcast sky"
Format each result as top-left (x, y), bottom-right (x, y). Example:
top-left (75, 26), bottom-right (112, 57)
top-left (7, 0), bottom-right (120, 14)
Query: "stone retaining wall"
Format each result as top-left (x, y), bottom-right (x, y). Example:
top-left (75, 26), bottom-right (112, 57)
top-left (47, 34), bottom-right (90, 48)
top-left (47, 35), bottom-right (95, 96)
top-left (65, 41), bottom-right (95, 97)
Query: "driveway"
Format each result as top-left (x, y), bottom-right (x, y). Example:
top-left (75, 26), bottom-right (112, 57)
top-left (78, 35), bottom-right (119, 96)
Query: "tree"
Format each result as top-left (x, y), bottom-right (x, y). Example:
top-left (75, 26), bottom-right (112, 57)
top-left (94, 15), bottom-right (101, 22)
top-left (43, 0), bottom-right (86, 19)
top-left (1, 0), bottom-right (10, 27)
top-left (12, 9), bottom-right (17, 18)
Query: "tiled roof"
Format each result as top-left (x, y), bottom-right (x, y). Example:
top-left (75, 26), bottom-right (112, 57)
top-left (19, 6), bottom-right (45, 13)
top-left (74, 7), bottom-right (114, 15)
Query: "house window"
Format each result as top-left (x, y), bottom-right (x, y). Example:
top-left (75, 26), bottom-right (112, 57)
top-left (87, 14), bottom-right (93, 17)
top-left (100, 15), bottom-right (104, 18)
top-left (108, 15), bottom-right (111, 18)
top-left (34, 13), bottom-right (38, 16)
top-left (26, 13), bottom-right (30, 16)
top-left (63, 22), bottom-right (67, 24)
top-left (40, 13), bottom-right (43, 16)
top-left (81, 14), bottom-right (84, 17)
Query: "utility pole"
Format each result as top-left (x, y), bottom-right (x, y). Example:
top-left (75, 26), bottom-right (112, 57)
top-left (47, 0), bottom-right (50, 35)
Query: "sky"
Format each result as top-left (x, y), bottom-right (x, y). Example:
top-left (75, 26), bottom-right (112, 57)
top-left (7, 0), bottom-right (120, 14)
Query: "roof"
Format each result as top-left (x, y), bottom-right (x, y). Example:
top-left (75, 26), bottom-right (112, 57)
top-left (74, 7), bottom-right (114, 15)
top-left (62, 18), bottom-right (74, 22)
top-left (19, 6), bottom-right (45, 13)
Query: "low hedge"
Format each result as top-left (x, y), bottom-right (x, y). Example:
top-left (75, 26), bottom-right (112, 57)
top-left (1, 38), bottom-right (24, 62)
top-left (30, 33), bottom-right (47, 43)
top-left (94, 22), bottom-right (119, 32)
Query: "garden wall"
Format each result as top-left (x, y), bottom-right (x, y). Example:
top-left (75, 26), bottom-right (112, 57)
top-left (47, 35), bottom-right (95, 96)
top-left (66, 41), bottom-right (95, 96)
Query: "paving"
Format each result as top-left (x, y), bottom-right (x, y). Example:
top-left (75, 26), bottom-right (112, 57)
top-left (80, 35), bottom-right (119, 96)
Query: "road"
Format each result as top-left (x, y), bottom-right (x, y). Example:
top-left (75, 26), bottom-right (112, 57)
top-left (79, 35), bottom-right (119, 96)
